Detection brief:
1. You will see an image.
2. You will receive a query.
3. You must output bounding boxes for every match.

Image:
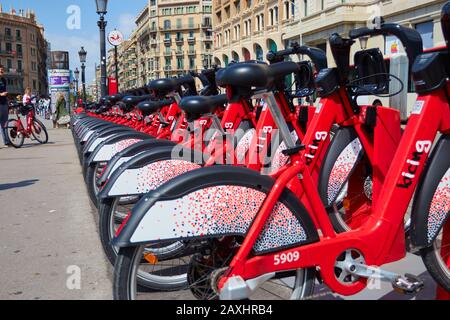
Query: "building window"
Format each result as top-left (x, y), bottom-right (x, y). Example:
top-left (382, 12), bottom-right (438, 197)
top-left (7, 59), bottom-right (12, 69)
top-left (246, 0), bottom-right (252, 9)
top-left (415, 21), bottom-right (434, 49)
top-left (16, 44), bottom-right (22, 56)
top-left (189, 57), bottom-right (195, 69)
top-left (177, 57), bottom-right (184, 69)
top-left (33, 80), bottom-right (37, 90)
top-left (203, 5), bottom-right (212, 13)
top-left (31, 47), bottom-right (36, 56)
top-left (18, 60), bottom-right (22, 71)
top-left (16, 29), bottom-right (21, 40)
top-left (235, 0), bottom-right (240, 12)
top-left (150, 0), bottom-right (156, 6)
top-left (6, 43), bottom-right (12, 52)
top-left (304, 0), bottom-right (308, 17)
top-left (164, 20), bottom-right (171, 30)
top-left (5, 28), bottom-right (11, 36)
top-left (32, 62), bottom-right (37, 71)
top-left (274, 6), bottom-right (279, 23)
top-left (188, 17), bottom-right (194, 28)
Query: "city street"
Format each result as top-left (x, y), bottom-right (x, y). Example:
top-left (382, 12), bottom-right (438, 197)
top-left (0, 124), bottom-right (440, 300)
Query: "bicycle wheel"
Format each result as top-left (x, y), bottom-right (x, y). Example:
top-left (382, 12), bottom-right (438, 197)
top-left (113, 170), bottom-right (318, 300)
top-left (31, 119), bottom-right (48, 144)
top-left (6, 119), bottom-right (24, 148)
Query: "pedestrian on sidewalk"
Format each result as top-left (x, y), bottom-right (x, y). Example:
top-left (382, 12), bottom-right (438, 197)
top-left (0, 65), bottom-right (10, 148)
top-left (55, 93), bottom-right (70, 129)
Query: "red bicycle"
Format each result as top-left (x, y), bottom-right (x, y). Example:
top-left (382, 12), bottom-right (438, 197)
top-left (112, 3), bottom-right (450, 300)
top-left (7, 101), bottom-right (49, 148)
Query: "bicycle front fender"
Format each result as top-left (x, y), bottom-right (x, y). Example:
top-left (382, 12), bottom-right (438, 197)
top-left (87, 132), bottom-right (152, 165)
top-left (411, 135), bottom-right (450, 248)
top-left (98, 146), bottom-right (202, 200)
top-left (97, 139), bottom-right (177, 186)
top-left (318, 127), bottom-right (364, 206)
top-left (113, 166), bottom-right (319, 255)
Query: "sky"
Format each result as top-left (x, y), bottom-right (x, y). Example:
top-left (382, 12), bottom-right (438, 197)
top-left (1, 0), bottom-right (148, 83)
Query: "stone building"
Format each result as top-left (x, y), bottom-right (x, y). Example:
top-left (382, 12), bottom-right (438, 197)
top-left (0, 6), bottom-right (48, 97)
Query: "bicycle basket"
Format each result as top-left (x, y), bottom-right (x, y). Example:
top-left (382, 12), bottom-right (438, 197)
top-left (19, 105), bottom-right (33, 116)
top-left (351, 48), bottom-right (389, 95)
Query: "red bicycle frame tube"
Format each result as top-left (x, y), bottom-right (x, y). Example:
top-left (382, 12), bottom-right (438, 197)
top-left (220, 82), bottom-right (450, 296)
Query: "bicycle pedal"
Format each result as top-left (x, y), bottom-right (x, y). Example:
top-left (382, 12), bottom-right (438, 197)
top-left (391, 273), bottom-right (424, 295)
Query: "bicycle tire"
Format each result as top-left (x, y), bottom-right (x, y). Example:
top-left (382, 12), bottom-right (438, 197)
top-left (6, 119), bottom-right (24, 148)
top-left (31, 119), bottom-right (48, 144)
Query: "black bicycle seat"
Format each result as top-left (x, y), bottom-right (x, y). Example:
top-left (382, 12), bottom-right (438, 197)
top-left (179, 94), bottom-right (228, 121)
top-left (137, 99), bottom-right (174, 116)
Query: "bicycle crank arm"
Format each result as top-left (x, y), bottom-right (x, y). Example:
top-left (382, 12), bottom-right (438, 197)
top-left (345, 263), bottom-right (424, 295)
top-left (220, 273), bottom-right (276, 300)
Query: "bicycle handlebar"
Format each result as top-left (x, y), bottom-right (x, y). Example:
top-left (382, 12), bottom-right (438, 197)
top-left (266, 43), bottom-right (328, 71)
top-left (349, 23), bottom-right (423, 66)
top-left (442, 2), bottom-right (450, 54)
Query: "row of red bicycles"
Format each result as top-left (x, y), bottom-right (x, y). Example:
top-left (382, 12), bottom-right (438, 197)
top-left (72, 3), bottom-right (450, 300)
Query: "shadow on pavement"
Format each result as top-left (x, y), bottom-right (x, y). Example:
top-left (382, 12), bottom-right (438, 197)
top-left (0, 179), bottom-right (39, 191)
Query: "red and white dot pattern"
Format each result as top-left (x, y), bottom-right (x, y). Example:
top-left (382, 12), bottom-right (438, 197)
top-left (427, 168), bottom-right (450, 242)
top-left (327, 138), bottom-right (363, 205)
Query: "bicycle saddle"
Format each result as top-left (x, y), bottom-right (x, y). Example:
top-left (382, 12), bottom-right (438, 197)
top-left (122, 94), bottom-right (153, 107)
top-left (216, 61), bottom-right (300, 89)
top-left (148, 74), bottom-right (195, 97)
top-left (137, 99), bottom-right (174, 116)
top-left (179, 94), bottom-right (228, 121)
top-left (108, 94), bottom-right (126, 104)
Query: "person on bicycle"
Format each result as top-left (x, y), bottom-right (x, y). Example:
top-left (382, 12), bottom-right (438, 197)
top-left (0, 65), bottom-right (10, 148)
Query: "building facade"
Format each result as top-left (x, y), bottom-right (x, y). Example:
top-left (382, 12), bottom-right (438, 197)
top-left (114, 0), bottom-right (214, 91)
top-left (0, 6), bottom-right (48, 97)
top-left (212, 0), bottom-right (447, 66)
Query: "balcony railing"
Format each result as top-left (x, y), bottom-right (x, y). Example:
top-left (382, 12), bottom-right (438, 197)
top-left (164, 51), bottom-right (172, 57)
top-left (187, 36), bottom-right (195, 43)
top-left (0, 50), bottom-right (14, 57)
top-left (175, 37), bottom-right (184, 44)
top-left (187, 50), bottom-right (196, 55)
top-left (164, 66), bottom-right (172, 71)
top-left (175, 50), bottom-right (184, 56)
top-left (150, 39), bottom-right (158, 46)
top-left (4, 35), bottom-right (13, 41)
top-left (16, 36), bottom-right (22, 42)
top-left (164, 38), bottom-right (172, 45)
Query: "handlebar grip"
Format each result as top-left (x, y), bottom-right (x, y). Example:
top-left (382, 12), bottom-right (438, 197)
top-left (349, 23), bottom-right (423, 66)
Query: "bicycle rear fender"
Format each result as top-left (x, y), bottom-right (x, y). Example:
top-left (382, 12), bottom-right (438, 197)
top-left (113, 166), bottom-right (319, 255)
top-left (411, 135), bottom-right (450, 247)
top-left (98, 146), bottom-right (202, 200)
top-left (87, 132), bottom-right (152, 165)
top-left (83, 127), bottom-right (133, 154)
top-left (318, 127), bottom-right (364, 206)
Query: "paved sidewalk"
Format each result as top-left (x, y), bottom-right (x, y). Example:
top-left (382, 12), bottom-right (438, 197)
top-left (0, 125), bottom-right (112, 300)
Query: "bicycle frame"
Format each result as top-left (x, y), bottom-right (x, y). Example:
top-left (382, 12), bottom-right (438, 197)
top-left (218, 81), bottom-right (450, 297)
top-left (13, 107), bottom-right (36, 137)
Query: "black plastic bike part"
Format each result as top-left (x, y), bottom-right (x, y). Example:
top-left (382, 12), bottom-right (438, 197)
top-left (411, 134), bottom-right (450, 248)
top-left (266, 43), bottom-right (328, 71)
top-left (216, 61), bottom-right (300, 101)
top-left (112, 165), bottom-right (320, 252)
top-left (443, 2), bottom-right (450, 53)
top-left (329, 33), bottom-right (355, 85)
top-left (298, 106), bottom-right (309, 129)
top-left (96, 139), bottom-right (177, 187)
top-left (179, 94), bottom-right (228, 121)
top-left (136, 98), bottom-right (174, 116)
top-left (148, 74), bottom-right (196, 98)
top-left (412, 51), bottom-right (449, 94)
top-left (292, 61), bottom-right (316, 98)
top-left (349, 23), bottom-right (423, 68)
top-left (315, 68), bottom-right (340, 97)
top-left (365, 106), bottom-right (377, 127)
top-left (122, 94), bottom-right (154, 108)
top-left (281, 144), bottom-right (306, 156)
top-left (352, 48), bottom-right (389, 95)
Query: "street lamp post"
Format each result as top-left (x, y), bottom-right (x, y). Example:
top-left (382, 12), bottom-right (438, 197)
top-left (74, 68), bottom-right (80, 107)
top-left (78, 47), bottom-right (87, 105)
top-left (96, 0), bottom-right (108, 98)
